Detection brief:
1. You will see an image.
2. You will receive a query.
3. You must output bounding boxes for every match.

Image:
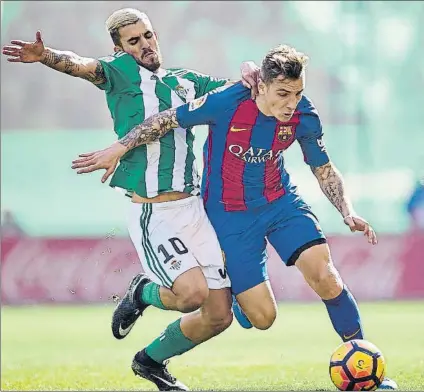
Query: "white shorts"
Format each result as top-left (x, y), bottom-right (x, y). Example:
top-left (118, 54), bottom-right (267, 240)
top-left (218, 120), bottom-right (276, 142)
top-left (127, 196), bottom-right (230, 290)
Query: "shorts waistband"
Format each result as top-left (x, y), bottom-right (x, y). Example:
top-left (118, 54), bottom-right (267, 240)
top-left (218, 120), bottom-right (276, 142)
top-left (137, 195), bottom-right (200, 211)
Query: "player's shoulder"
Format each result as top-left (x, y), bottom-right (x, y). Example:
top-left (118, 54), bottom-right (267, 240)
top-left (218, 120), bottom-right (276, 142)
top-left (98, 51), bottom-right (137, 67)
top-left (213, 82), bottom-right (250, 100)
top-left (167, 67), bottom-right (208, 76)
top-left (202, 82), bottom-right (251, 112)
top-left (167, 68), bottom-right (219, 84)
top-left (297, 95), bottom-right (319, 117)
top-left (295, 95), bottom-right (323, 136)
top-left (168, 67), bottom-right (193, 74)
top-left (214, 83), bottom-right (253, 118)
top-left (166, 67), bottom-right (201, 80)
top-left (186, 82), bottom-right (249, 115)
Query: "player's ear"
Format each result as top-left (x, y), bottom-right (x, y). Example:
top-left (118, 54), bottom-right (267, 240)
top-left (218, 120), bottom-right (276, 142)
top-left (258, 78), bottom-right (267, 95)
top-left (113, 45), bottom-right (122, 53)
top-left (154, 31), bottom-right (158, 40)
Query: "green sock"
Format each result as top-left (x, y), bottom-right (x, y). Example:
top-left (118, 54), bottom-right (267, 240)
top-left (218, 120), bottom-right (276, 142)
top-left (145, 319), bottom-right (197, 363)
top-left (141, 282), bottom-right (167, 310)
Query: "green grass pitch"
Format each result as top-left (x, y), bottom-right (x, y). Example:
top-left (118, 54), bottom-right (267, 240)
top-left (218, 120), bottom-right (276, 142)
top-left (2, 301), bottom-right (424, 390)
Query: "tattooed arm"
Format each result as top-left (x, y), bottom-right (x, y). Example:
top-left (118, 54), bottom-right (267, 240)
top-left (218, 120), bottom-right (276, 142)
top-left (2, 31), bottom-right (106, 84)
top-left (295, 100), bottom-right (377, 242)
top-left (117, 84), bottom-right (223, 150)
top-left (72, 87), bottom-right (224, 182)
top-left (311, 161), bottom-right (377, 243)
top-left (311, 161), bottom-right (354, 218)
top-left (40, 48), bottom-right (106, 84)
top-left (71, 107), bottom-right (181, 181)
top-left (119, 108), bottom-right (179, 150)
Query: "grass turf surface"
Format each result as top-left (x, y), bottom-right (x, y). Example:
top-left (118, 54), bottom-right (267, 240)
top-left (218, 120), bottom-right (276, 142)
top-left (2, 301), bottom-right (424, 390)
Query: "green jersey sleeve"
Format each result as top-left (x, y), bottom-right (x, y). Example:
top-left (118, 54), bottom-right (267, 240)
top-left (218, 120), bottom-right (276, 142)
top-left (96, 51), bottom-right (139, 94)
top-left (194, 72), bottom-right (229, 97)
top-left (170, 68), bottom-right (229, 99)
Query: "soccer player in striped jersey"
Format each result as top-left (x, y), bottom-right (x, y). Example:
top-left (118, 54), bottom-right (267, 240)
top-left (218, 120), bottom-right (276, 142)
top-left (3, 8), bottom-right (260, 391)
top-left (73, 44), bottom-right (397, 390)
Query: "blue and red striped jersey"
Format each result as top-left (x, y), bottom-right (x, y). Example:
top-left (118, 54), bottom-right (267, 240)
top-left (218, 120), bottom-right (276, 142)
top-left (176, 82), bottom-right (330, 211)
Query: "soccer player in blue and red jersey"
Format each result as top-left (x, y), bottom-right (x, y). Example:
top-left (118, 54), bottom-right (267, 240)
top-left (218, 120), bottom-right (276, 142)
top-left (73, 44), bottom-right (397, 390)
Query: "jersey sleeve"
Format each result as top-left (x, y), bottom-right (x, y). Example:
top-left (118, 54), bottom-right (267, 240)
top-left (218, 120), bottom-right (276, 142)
top-left (176, 69), bottom-right (229, 98)
top-left (296, 97), bottom-right (330, 167)
top-left (95, 52), bottom-right (137, 94)
top-left (177, 82), bottom-right (249, 129)
top-left (176, 92), bottom-right (221, 128)
top-left (196, 74), bottom-right (229, 96)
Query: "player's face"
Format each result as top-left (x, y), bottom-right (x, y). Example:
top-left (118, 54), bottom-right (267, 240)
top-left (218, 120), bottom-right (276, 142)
top-left (260, 74), bottom-right (305, 122)
top-left (116, 20), bottom-right (162, 72)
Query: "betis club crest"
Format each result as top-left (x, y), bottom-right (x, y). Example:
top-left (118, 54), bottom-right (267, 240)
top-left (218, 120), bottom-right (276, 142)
top-left (278, 125), bottom-right (293, 142)
top-left (175, 85), bottom-right (188, 100)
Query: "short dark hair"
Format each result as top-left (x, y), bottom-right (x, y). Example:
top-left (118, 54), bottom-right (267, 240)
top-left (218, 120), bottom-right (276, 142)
top-left (261, 45), bottom-right (309, 85)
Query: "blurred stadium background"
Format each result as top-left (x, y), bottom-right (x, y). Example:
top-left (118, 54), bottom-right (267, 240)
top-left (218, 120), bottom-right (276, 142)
top-left (1, 1), bottom-right (424, 390)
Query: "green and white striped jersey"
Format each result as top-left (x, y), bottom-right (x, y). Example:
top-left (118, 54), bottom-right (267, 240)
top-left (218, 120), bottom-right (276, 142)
top-left (96, 51), bottom-right (228, 198)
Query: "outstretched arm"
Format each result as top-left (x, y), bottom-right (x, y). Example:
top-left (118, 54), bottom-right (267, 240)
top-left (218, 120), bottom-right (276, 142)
top-left (71, 87), bottom-right (223, 182)
top-left (100, 83), bottom-right (222, 151)
top-left (119, 108), bottom-right (179, 151)
top-left (71, 107), bottom-right (180, 182)
top-left (2, 31), bottom-right (106, 85)
top-left (40, 48), bottom-right (106, 84)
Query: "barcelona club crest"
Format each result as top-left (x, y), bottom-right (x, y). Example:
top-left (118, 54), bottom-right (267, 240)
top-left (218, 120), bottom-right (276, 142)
top-left (278, 125), bottom-right (293, 142)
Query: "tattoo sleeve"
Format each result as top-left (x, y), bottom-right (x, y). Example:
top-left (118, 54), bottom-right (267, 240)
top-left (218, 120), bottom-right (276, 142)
top-left (311, 161), bottom-right (354, 217)
top-left (119, 108), bottom-right (179, 150)
top-left (40, 48), bottom-right (106, 84)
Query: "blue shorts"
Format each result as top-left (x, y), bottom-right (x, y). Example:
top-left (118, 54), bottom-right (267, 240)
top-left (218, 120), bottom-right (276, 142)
top-left (206, 193), bottom-right (326, 295)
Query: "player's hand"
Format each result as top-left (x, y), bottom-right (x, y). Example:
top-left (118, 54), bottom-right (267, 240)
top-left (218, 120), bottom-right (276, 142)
top-left (71, 142), bottom-right (128, 183)
top-left (2, 31), bottom-right (45, 63)
top-left (240, 61), bottom-right (260, 99)
top-left (343, 215), bottom-right (378, 245)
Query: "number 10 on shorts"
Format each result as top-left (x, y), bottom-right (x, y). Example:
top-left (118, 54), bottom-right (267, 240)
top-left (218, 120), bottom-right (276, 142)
top-left (157, 237), bottom-right (188, 264)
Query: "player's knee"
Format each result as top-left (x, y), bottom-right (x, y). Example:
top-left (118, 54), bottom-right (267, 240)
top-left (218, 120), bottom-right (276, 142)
top-left (297, 244), bottom-right (343, 299)
top-left (178, 286), bottom-right (209, 313)
top-left (208, 309), bottom-right (233, 335)
top-left (309, 260), bottom-right (342, 299)
top-left (319, 264), bottom-right (343, 299)
top-left (200, 288), bottom-right (233, 336)
top-left (173, 268), bottom-right (209, 312)
top-left (310, 260), bottom-right (343, 299)
top-left (250, 306), bottom-right (277, 330)
top-left (221, 311), bottom-right (234, 331)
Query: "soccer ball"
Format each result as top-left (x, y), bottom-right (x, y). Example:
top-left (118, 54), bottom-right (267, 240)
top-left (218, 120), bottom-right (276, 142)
top-left (329, 339), bottom-right (386, 391)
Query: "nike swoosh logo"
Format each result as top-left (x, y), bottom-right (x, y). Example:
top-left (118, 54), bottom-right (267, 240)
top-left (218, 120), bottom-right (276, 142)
top-left (151, 374), bottom-right (188, 389)
top-left (118, 321), bottom-right (136, 337)
top-left (343, 328), bottom-right (361, 340)
top-left (230, 126), bottom-right (247, 132)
